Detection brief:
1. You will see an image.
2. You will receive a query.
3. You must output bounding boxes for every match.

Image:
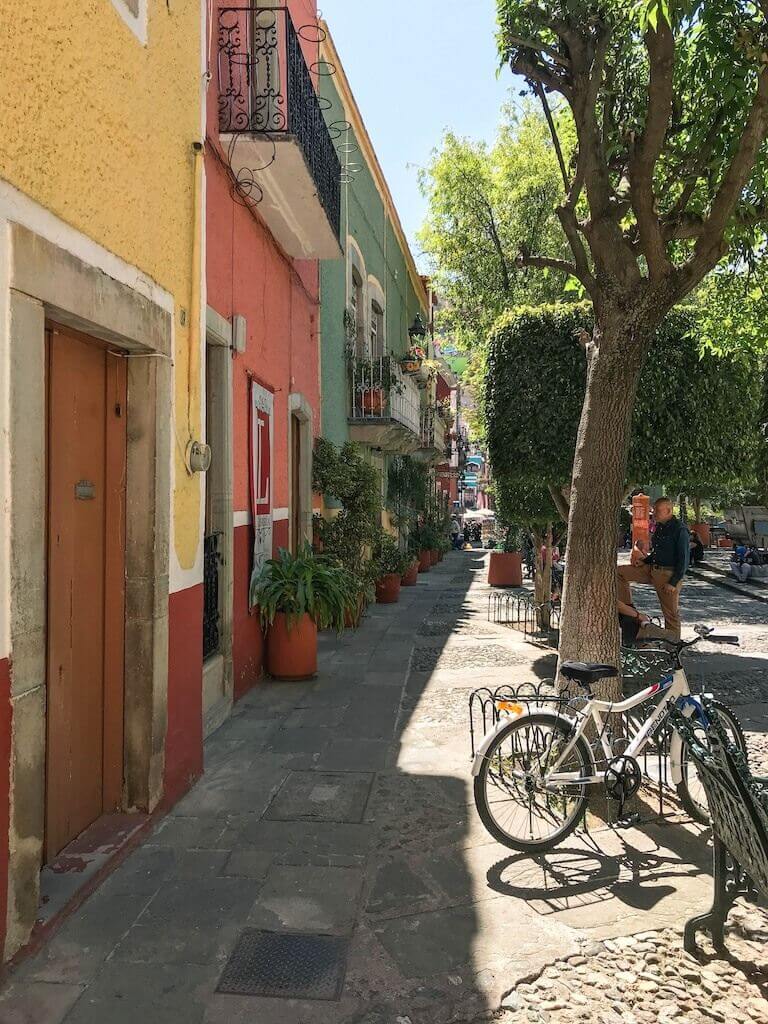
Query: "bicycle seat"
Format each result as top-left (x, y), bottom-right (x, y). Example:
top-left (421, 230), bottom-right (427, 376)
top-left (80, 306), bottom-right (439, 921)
top-left (560, 662), bottom-right (618, 686)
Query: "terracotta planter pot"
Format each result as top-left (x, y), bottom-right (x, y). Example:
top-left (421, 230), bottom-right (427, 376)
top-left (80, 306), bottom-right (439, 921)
top-left (488, 551), bottom-right (523, 587)
top-left (375, 573), bottom-right (401, 604)
top-left (437, 550), bottom-right (444, 563)
top-left (429, 549), bottom-right (439, 566)
top-left (418, 550), bottom-right (431, 573)
top-left (401, 561), bottom-right (419, 587)
top-left (361, 388), bottom-right (384, 415)
top-left (266, 612), bottom-right (317, 680)
top-left (692, 522), bottom-right (710, 546)
top-left (718, 537), bottom-right (734, 549)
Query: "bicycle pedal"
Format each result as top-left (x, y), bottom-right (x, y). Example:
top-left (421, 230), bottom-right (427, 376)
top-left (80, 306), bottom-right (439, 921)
top-left (614, 812), bottom-right (641, 829)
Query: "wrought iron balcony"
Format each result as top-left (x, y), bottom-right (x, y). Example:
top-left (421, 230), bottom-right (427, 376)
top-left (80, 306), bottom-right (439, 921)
top-left (218, 6), bottom-right (342, 258)
top-left (348, 355), bottom-right (422, 452)
top-left (415, 406), bottom-right (447, 465)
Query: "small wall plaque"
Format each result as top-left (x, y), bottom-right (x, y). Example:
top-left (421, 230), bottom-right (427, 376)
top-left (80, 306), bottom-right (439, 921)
top-left (75, 480), bottom-right (95, 500)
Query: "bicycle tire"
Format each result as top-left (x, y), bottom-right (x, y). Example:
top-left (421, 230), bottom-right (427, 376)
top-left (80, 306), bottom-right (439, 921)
top-left (677, 699), bottom-right (747, 825)
top-left (474, 712), bottom-right (592, 853)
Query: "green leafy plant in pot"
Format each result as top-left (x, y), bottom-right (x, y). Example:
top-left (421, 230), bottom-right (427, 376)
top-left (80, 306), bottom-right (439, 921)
top-left (373, 532), bottom-right (411, 604)
top-left (488, 524), bottom-right (524, 588)
top-left (250, 545), bottom-right (351, 680)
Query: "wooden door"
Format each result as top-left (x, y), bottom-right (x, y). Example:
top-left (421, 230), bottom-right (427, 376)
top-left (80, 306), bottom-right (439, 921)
top-left (291, 415), bottom-right (301, 552)
top-left (45, 325), bottom-right (127, 861)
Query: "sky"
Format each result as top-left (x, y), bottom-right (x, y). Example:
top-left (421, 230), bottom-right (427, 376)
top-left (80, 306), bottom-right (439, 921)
top-left (318, 0), bottom-right (513, 268)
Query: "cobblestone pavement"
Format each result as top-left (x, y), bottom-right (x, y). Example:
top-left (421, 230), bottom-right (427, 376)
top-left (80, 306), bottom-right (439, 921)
top-left (0, 553), bottom-right (766, 1024)
top-left (499, 905), bottom-right (768, 1024)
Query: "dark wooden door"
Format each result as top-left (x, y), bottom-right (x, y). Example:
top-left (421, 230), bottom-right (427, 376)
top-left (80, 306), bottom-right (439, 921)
top-left (45, 325), bottom-right (127, 860)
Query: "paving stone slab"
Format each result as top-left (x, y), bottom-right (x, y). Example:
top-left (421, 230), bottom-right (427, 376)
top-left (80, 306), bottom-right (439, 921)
top-left (61, 963), bottom-right (218, 1024)
top-left (314, 739), bottom-right (395, 772)
top-left (247, 865), bottom-right (364, 934)
top-left (0, 981), bottom-right (84, 1024)
top-left (221, 818), bottom-right (374, 865)
top-left (265, 772), bottom-right (374, 824)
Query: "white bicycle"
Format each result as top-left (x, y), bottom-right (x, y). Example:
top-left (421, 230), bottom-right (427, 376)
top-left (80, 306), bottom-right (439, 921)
top-left (472, 626), bottom-right (746, 852)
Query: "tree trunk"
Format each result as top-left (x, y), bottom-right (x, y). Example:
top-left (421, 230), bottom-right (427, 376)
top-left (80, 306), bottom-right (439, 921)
top-left (692, 496), bottom-right (702, 524)
top-left (679, 495), bottom-right (688, 525)
top-left (558, 316), bottom-right (651, 698)
top-left (533, 525), bottom-right (554, 630)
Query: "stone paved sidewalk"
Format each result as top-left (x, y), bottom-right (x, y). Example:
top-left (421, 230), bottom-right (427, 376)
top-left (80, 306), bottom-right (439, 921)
top-left (1, 552), bottom-right (766, 1024)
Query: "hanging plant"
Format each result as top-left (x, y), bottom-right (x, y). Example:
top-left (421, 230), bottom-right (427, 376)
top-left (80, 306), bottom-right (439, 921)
top-left (344, 306), bottom-right (357, 342)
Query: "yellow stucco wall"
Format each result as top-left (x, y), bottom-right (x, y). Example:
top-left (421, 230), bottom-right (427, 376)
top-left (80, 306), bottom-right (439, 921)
top-left (0, 0), bottom-right (202, 570)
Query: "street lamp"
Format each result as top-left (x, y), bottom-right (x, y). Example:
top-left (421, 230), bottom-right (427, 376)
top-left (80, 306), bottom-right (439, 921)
top-left (408, 314), bottom-right (427, 340)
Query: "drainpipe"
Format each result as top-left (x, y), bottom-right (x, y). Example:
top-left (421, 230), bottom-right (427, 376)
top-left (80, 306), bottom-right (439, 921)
top-left (185, 140), bottom-right (205, 473)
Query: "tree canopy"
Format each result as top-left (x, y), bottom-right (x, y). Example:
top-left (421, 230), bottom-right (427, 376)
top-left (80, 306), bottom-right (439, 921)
top-left (486, 304), bottom-right (764, 516)
top-left (418, 107), bottom-right (571, 347)
top-left (496, 1), bottom-right (768, 303)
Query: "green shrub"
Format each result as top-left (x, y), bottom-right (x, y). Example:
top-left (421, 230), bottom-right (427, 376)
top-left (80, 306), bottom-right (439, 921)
top-left (250, 545), bottom-right (353, 633)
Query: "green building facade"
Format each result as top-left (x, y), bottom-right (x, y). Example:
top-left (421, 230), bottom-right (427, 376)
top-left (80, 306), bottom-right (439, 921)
top-left (318, 28), bottom-right (435, 509)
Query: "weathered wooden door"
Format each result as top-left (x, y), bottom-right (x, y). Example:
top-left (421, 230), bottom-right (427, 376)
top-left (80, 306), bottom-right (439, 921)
top-left (45, 325), bottom-right (127, 860)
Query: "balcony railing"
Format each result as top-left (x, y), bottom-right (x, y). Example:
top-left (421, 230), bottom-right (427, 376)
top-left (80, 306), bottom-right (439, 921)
top-left (218, 6), bottom-right (341, 253)
top-left (348, 355), bottom-right (422, 446)
top-left (419, 406), bottom-right (447, 459)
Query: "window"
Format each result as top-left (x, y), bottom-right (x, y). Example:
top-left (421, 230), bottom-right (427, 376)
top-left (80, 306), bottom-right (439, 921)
top-left (370, 300), bottom-right (384, 359)
top-left (351, 266), bottom-right (365, 357)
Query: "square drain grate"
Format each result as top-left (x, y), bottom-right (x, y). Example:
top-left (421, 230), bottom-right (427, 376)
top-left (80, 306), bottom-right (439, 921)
top-left (217, 929), bottom-right (349, 1001)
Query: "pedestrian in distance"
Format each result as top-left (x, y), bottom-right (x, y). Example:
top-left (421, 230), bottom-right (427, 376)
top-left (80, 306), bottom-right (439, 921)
top-left (689, 529), bottom-right (705, 565)
top-left (617, 497), bottom-right (690, 638)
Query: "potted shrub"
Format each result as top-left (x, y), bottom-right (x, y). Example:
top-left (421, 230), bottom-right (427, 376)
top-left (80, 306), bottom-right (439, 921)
top-left (488, 526), bottom-right (524, 587)
top-left (412, 524), bottom-right (433, 573)
top-left (374, 533), bottom-right (410, 604)
top-left (403, 536), bottom-right (421, 585)
top-left (400, 344), bottom-right (425, 375)
top-left (250, 546), bottom-right (350, 680)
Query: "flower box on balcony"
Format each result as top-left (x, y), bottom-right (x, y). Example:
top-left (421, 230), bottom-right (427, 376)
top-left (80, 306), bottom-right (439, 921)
top-left (400, 357), bottom-right (423, 375)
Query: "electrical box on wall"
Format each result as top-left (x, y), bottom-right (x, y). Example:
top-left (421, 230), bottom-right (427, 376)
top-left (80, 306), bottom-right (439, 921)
top-left (233, 315), bottom-right (247, 354)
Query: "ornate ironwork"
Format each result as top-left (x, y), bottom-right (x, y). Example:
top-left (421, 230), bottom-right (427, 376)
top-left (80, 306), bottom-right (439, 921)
top-left (669, 701), bottom-right (768, 954)
top-left (203, 532), bottom-right (222, 660)
top-left (217, 6), bottom-right (341, 238)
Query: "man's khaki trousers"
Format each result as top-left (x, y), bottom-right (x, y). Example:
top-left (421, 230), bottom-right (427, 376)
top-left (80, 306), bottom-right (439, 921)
top-left (617, 564), bottom-right (682, 638)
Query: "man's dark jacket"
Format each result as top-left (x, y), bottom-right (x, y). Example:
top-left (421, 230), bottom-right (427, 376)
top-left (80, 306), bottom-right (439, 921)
top-left (645, 516), bottom-right (690, 586)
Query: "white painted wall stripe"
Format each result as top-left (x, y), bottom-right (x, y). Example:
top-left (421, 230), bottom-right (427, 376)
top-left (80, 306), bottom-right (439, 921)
top-left (233, 508), bottom-right (290, 528)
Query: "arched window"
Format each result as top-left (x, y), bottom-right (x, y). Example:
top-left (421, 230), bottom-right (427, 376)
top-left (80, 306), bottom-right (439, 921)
top-left (367, 276), bottom-right (386, 360)
top-left (370, 300), bottom-right (384, 358)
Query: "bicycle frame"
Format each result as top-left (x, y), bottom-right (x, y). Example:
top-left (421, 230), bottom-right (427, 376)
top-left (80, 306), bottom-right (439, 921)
top-left (543, 668), bottom-right (695, 786)
top-left (471, 664), bottom-right (706, 788)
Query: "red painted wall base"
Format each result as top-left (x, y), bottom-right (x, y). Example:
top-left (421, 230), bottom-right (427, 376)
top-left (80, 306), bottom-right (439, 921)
top-left (233, 525), bottom-right (264, 701)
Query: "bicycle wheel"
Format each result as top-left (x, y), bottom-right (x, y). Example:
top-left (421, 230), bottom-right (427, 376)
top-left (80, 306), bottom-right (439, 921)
top-left (473, 712), bottom-right (592, 852)
top-left (677, 699), bottom-right (747, 825)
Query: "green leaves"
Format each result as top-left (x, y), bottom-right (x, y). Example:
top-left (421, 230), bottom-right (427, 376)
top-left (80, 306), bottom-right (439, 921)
top-left (486, 303), bottom-right (764, 511)
top-left (372, 531), bottom-right (412, 578)
top-left (418, 105), bottom-right (572, 349)
top-left (249, 545), bottom-right (354, 634)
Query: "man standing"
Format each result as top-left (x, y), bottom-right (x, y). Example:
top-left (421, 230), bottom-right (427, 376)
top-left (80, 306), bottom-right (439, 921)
top-left (618, 497), bottom-right (689, 637)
